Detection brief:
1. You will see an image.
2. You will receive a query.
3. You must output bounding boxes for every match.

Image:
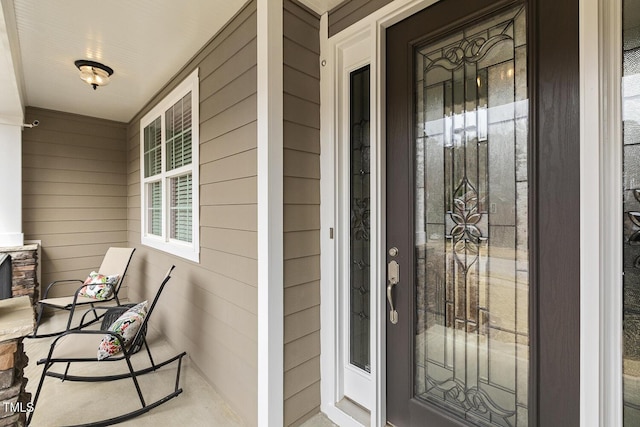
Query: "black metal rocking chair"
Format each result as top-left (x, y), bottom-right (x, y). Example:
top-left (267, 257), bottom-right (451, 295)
top-left (27, 265), bottom-right (187, 427)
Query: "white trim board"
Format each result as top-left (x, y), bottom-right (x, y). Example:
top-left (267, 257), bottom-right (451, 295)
top-left (257, 0), bottom-right (284, 425)
top-left (579, 0), bottom-right (601, 423)
top-left (585, 0), bottom-right (623, 424)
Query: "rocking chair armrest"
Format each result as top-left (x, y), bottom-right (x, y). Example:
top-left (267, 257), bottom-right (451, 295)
top-left (67, 281), bottom-right (96, 306)
top-left (44, 329), bottom-right (130, 362)
top-left (42, 279), bottom-right (84, 299)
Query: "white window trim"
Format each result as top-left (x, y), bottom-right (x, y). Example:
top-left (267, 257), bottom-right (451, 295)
top-left (139, 69), bottom-right (200, 263)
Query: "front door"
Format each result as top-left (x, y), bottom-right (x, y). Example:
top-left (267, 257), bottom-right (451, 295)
top-left (385, 0), bottom-right (580, 426)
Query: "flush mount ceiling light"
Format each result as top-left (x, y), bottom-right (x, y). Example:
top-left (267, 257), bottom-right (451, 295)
top-left (74, 60), bottom-right (114, 90)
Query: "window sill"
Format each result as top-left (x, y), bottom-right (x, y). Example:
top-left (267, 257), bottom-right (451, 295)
top-left (141, 236), bottom-right (199, 263)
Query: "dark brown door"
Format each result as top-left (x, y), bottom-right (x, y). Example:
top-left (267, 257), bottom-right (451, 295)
top-left (385, 0), bottom-right (580, 426)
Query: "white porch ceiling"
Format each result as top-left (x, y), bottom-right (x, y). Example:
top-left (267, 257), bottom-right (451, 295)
top-left (2, 0), bottom-right (343, 123)
top-left (5, 0), bottom-right (246, 122)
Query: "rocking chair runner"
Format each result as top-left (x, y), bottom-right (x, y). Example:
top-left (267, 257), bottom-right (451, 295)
top-left (31, 247), bottom-right (136, 338)
top-left (27, 265), bottom-right (186, 427)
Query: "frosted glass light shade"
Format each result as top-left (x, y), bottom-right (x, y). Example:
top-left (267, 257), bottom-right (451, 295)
top-left (74, 60), bottom-right (114, 90)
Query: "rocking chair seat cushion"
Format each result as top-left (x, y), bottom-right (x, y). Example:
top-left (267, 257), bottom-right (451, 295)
top-left (79, 271), bottom-right (119, 300)
top-left (97, 301), bottom-right (148, 360)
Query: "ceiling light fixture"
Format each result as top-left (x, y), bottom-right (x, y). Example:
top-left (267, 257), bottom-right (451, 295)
top-left (74, 60), bottom-right (114, 90)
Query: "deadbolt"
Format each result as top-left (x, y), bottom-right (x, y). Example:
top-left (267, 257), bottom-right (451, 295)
top-left (388, 247), bottom-right (399, 257)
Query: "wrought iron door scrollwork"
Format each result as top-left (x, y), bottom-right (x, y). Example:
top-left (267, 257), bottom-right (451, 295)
top-left (446, 177), bottom-right (488, 271)
top-left (425, 376), bottom-right (517, 427)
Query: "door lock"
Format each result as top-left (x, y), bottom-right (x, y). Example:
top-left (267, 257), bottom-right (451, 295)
top-left (387, 260), bottom-right (399, 324)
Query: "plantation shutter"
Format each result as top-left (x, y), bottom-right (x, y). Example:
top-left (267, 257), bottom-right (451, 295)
top-left (148, 181), bottom-right (162, 236)
top-left (166, 92), bottom-right (192, 171)
top-left (143, 117), bottom-right (162, 178)
top-left (170, 174), bottom-right (192, 242)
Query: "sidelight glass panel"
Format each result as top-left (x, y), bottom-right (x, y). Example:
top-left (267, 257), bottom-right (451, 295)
top-left (413, 4), bottom-right (528, 426)
top-left (623, 1), bottom-right (640, 423)
top-left (350, 65), bottom-right (371, 372)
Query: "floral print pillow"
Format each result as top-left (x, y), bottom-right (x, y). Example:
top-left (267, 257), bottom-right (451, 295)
top-left (97, 301), bottom-right (148, 360)
top-left (79, 271), bottom-right (119, 300)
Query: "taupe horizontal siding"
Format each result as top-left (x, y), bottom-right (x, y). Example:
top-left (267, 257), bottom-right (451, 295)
top-left (126, 1), bottom-right (258, 425)
top-left (285, 305), bottom-right (321, 344)
top-left (22, 107), bottom-right (128, 298)
top-left (201, 121), bottom-right (257, 162)
top-left (283, 1), bottom-right (321, 426)
top-left (284, 330), bottom-right (321, 371)
top-left (283, 39), bottom-right (320, 79)
top-left (23, 168), bottom-right (127, 186)
top-left (284, 205), bottom-right (320, 232)
top-left (23, 182), bottom-right (125, 197)
top-left (285, 254), bottom-right (321, 288)
top-left (23, 208), bottom-right (127, 222)
top-left (285, 280), bottom-right (320, 316)
top-left (328, 0), bottom-right (393, 36)
top-left (284, 121), bottom-right (320, 154)
top-left (200, 205), bottom-right (257, 231)
top-left (284, 381), bottom-right (321, 427)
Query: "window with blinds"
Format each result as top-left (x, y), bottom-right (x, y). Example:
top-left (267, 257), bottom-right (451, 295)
top-left (139, 69), bottom-right (199, 262)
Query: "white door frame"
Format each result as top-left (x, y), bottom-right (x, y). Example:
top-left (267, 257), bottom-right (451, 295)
top-left (581, 0), bottom-right (623, 425)
top-left (319, 0), bottom-right (614, 425)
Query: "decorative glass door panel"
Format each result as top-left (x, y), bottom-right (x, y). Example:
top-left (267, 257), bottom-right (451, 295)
top-left (351, 65), bottom-right (371, 373)
top-left (413, 4), bottom-right (529, 425)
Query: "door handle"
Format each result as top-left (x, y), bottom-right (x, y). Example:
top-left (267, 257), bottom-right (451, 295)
top-left (387, 260), bottom-right (399, 324)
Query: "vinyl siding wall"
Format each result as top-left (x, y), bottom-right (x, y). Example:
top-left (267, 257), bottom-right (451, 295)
top-left (22, 107), bottom-right (128, 297)
top-left (328, 0), bottom-right (393, 36)
top-left (282, 1), bottom-right (321, 426)
top-left (125, 1), bottom-right (258, 425)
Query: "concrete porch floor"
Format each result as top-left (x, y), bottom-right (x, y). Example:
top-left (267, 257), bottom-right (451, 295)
top-left (24, 310), bottom-right (336, 426)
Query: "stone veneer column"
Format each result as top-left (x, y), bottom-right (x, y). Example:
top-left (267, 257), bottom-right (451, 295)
top-left (0, 340), bottom-right (30, 426)
top-left (0, 297), bottom-right (34, 427)
top-left (0, 245), bottom-right (39, 306)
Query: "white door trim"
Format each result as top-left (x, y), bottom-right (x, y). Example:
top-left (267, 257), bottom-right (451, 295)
top-left (320, 18), bottom-right (377, 426)
top-left (581, 0), bottom-right (623, 424)
top-left (337, 34), bottom-right (374, 409)
top-left (320, 2), bottom-right (444, 427)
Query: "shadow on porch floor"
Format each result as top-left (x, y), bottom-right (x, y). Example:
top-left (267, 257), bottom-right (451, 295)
top-left (23, 310), bottom-right (336, 427)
